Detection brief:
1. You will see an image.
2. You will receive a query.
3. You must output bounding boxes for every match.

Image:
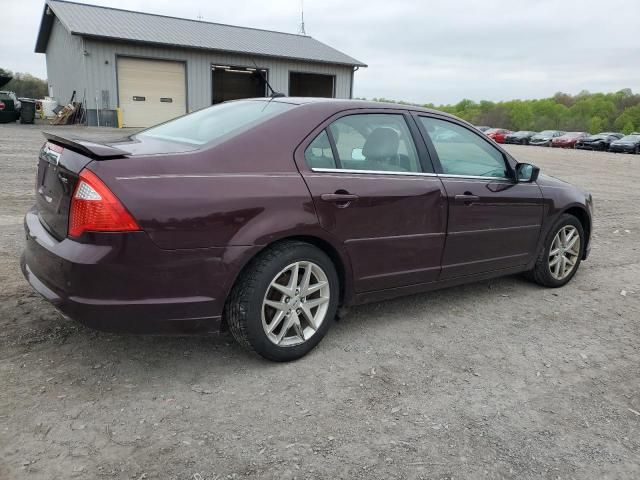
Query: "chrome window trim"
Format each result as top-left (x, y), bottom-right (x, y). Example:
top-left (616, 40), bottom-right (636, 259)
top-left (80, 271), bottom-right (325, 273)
top-left (310, 167), bottom-right (517, 181)
top-left (311, 167), bottom-right (438, 177)
top-left (438, 173), bottom-right (511, 181)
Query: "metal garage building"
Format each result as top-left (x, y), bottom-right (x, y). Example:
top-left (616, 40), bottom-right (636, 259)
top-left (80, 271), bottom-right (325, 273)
top-left (35, 0), bottom-right (366, 127)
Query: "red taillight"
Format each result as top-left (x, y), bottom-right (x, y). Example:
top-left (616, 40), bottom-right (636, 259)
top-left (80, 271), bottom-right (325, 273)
top-left (0, 101), bottom-right (5, 111)
top-left (68, 169), bottom-right (140, 238)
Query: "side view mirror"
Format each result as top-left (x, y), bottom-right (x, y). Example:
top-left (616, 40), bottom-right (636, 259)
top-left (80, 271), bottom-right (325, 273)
top-left (351, 147), bottom-right (365, 161)
top-left (516, 163), bottom-right (540, 183)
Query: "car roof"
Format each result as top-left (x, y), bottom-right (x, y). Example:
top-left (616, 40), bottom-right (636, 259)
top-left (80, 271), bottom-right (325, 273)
top-left (265, 97), bottom-right (458, 118)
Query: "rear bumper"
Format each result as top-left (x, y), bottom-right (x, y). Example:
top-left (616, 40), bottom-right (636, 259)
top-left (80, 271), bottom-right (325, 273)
top-left (21, 209), bottom-right (258, 334)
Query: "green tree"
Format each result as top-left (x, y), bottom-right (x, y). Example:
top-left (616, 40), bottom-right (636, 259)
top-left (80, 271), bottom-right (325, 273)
top-left (360, 89), bottom-right (640, 133)
top-left (0, 68), bottom-right (48, 98)
top-left (589, 116), bottom-right (605, 133)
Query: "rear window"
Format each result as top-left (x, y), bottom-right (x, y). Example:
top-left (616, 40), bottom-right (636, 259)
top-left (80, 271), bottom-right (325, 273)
top-left (135, 100), bottom-right (294, 146)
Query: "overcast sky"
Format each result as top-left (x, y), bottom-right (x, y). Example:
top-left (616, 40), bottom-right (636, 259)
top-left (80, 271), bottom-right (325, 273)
top-left (3, 0), bottom-right (639, 105)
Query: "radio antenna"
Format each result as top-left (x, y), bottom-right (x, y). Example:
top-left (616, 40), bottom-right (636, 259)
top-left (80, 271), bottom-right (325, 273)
top-left (297, 0), bottom-right (306, 35)
top-left (252, 59), bottom-right (285, 98)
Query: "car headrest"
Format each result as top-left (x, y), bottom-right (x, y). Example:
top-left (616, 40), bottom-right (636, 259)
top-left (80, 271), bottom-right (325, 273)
top-left (362, 127), bottom-right (399, 159)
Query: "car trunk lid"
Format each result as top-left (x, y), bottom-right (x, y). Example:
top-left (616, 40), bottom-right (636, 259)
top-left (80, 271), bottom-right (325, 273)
top-left (35, 132), bottom-right (199, 239)
top-left (36, 133), bottom-right (135, 240)
top-left (36, 141), bottom-right (92, 240)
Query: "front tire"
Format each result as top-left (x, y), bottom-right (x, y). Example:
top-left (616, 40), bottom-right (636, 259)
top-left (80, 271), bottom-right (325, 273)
top-left (226, 241), bottom-right (339, 361)
top-left (527, 214), bottom-right (585, 287)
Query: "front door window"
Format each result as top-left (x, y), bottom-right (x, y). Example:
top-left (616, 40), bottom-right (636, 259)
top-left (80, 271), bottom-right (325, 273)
top-left (419, 117), bottom-right (510, 178)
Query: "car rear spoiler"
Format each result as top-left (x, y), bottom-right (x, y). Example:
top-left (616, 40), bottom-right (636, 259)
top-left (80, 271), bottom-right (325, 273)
top-left (43, 132), bottom-right (129, 160)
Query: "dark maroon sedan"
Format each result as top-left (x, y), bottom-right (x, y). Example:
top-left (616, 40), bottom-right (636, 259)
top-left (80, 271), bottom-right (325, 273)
top-left (551, 132), bottom-right (589, 148)
top-left (22, 98), bottom-right (593, 361)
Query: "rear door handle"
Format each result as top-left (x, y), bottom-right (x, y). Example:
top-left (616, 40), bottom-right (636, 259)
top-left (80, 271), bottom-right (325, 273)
top-left (454, 194), bottom-right (480, 205)
top-left (321, 193), bottom-right (359, 202)
top-left (321, 192), bottom-right (359, 208)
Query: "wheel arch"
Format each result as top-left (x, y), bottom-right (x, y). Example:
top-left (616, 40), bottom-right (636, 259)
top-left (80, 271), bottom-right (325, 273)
top-left (221, 234), bottom-right (353, 330)
top-left (563, 205), bottom-right (591, 258)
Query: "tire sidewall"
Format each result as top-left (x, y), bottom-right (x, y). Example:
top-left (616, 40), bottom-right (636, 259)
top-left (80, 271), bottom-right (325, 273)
top-left (242, 244), bottom-right (339, 361)
top-left (539, 215), bottom-right (585, 287)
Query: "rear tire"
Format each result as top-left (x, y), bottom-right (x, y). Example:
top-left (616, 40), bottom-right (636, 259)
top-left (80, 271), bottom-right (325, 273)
top-left (526, 214), bottom-right (585, 287)
top-left (226, 241), bottom-right (339, 361)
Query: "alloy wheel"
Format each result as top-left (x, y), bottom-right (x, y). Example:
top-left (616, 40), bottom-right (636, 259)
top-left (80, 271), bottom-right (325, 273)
top-left (261, 261), bottom-right (330, 347)
top-left (548, 226), bottom-right (581, 280)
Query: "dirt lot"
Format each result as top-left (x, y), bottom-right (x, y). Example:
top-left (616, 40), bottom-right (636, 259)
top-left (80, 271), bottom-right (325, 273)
top-left (1, 122), bottom-right (639, 479)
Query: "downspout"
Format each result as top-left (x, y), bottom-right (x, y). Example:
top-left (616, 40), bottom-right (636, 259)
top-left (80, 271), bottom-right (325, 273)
top-left (350, 66), bottom-right (359, 99)
top-left (82, 37), bottom-right (89, 125)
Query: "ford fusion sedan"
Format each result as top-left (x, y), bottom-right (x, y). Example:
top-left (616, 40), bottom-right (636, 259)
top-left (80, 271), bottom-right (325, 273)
top-left (551, 132), bottom-right (589, 148)
top-left (529, 130), bottom-right (565, 147)
top-left (609, 134), bottom-right (640, 154)
top-left (575, 132), bottom-right (623, 151)
top-left (22, 98), bottom-right (593, 361)
top-left (484, 128), bottom-right (512, 143)
top-left (504, 131), bottom-right (537, 145)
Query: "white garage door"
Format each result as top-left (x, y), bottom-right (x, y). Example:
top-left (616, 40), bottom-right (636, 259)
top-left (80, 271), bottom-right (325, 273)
top-left (117, 57), bottom-right (186, 128)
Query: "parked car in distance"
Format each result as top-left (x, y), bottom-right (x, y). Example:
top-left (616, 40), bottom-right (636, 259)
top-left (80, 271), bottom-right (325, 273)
top-left (551, 132), bottom-right (589, 148)
top-left (529, 130), bottom-right (565, 147)
top-left (608, 134), bottom-right (640, 154)
top-left (0, 90), bottom-right (21, 111)
top-left (21, 98), bottom-right (593, 361)
top-left (0, 91), bottom-right (20, 123)
top-left (504, 131), bottom-right (537, 145)
top-left (575, 132), bottom-right (623, 151)
top-left (475, 125), bottom-right (491, 132)
top-left (484, 128), bottom-right (512, 143)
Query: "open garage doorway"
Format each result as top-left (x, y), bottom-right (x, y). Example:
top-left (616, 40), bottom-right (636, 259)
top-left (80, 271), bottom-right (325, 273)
top-left (212, 65), bottom-right (268, 104)
top-left (289, 72), bottom-right (335, 98)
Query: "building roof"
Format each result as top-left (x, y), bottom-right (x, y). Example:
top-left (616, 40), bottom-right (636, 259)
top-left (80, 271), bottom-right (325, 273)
top-left (35, 0), bottom-right (366, 67)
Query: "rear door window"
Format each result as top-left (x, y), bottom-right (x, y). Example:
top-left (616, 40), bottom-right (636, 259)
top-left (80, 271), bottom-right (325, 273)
top-left (327, 114), bottom-right (422, 173)
top-left (304, 131), bottom-right (336, 169)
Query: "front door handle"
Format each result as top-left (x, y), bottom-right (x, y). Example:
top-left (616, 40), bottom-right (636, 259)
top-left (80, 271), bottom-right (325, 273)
top-left (454, 194), bottom-right (480, 205)
top-left (321, 192), bottom-right (359, 208)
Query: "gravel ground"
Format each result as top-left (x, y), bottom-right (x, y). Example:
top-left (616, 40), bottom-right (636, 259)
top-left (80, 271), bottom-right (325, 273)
top-left (0, 122), bottom-right (639, 480)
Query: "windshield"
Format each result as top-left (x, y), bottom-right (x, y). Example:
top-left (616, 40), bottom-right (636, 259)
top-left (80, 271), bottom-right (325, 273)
top-left (135, 100), bottom-right (294, 146)
top-left (537, 130), bottom-right (555, 136)
top-left (620, 135), bottom-right (640, 141)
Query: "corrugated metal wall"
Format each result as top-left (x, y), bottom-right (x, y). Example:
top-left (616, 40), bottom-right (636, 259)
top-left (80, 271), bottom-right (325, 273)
top-left (80, 38), bottom-right (355, 112)
top-left (45, 18), bottom-right (85, 106)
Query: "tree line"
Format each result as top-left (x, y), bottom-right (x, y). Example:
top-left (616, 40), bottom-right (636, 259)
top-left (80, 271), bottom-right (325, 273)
top-left (0, 68), bottom-right (48, 100)
top-left (369, 89), bottom-right (640, 135)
